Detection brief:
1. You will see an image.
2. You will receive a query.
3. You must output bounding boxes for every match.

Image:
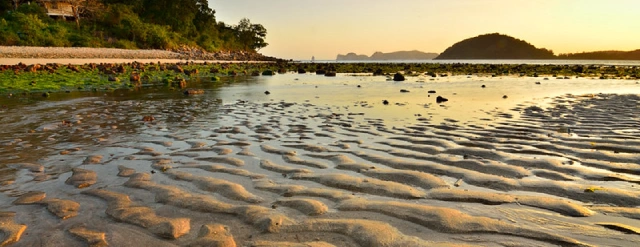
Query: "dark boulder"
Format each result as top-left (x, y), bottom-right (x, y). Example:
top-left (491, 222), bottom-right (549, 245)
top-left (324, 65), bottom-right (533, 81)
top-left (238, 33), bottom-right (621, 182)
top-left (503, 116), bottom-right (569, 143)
top-left (436, 96), bottom-right (448, 103)
top-left (297, 68), bottom-right (307, 74)
top-left (264, 91), bottom-right (271, 95)
top-left (427, 90), bottom-right (436, 94)
top-left (400, 89), bottom-right (410, 93)
top-left (393, 73), bottom-right (405, 81)
top-left (324, 71), bottom-right (337, 77)
top-left (316, 69), bottom-right (326, 75)
top-left (262, 70), bottom-right (275, 76)
top-left (382, 100), bottom-right (389, 105)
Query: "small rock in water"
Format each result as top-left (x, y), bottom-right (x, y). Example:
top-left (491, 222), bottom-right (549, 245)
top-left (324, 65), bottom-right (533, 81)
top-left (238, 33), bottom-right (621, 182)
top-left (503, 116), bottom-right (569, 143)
top-left (382, 100), bottom-right (389, 105)
top-left (400, 89), bottom-right (410, 93)
top-left (436, 96), bottom-right (449, 103)
top-left (502, 95), bottom-right (508, 99)
top-left (264, 91), bottom-right (271, 95)
top-left (428, 90), bottom-right (436, 94)
top-left (481, 85), bottom-right (486, 88)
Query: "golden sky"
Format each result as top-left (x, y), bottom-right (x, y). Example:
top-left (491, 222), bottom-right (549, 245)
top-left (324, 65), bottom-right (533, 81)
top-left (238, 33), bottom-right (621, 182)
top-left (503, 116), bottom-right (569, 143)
top-left (211, 0), bottom-right (640, 60)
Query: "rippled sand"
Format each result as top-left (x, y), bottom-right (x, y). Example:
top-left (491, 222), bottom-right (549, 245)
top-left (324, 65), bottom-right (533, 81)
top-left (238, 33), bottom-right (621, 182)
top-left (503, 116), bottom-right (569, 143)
top-left (1, 75), bottom-right (640, 246)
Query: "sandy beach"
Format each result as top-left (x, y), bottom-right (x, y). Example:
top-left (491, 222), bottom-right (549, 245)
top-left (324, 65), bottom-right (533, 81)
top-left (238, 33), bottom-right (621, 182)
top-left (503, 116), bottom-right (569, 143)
top-left (0, 73), bottom-right (639, 246)
top-left (0, 46), bottom-right (278, 65)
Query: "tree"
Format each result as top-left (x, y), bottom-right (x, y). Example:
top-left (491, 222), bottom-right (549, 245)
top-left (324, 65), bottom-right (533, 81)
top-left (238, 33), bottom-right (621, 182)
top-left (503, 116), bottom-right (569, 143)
top-left (235, 18), bottom-right (267, 51)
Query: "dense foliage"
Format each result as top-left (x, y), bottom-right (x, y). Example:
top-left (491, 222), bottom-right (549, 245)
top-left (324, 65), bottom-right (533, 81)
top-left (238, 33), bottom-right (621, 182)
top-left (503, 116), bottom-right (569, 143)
top-left (0, 0), bottom-right (268, 52)
top-left (435, 33), bottom-right (555, 60)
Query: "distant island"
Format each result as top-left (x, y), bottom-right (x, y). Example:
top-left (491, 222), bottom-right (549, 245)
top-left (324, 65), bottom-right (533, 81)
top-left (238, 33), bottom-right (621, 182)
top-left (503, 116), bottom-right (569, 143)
top-left (435, 33), bottom-right (554, 60)
top-left (336, 50), bottom-right (439, 61)
top-left (435, 33), bottom-right (640, 60)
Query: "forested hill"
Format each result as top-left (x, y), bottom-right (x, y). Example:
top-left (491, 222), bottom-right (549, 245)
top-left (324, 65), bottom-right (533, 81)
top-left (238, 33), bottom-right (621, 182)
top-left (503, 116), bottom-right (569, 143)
top-left (0, 0), bottom-right (268, 54)
top-left (435, 33), bottom-right (555, 59)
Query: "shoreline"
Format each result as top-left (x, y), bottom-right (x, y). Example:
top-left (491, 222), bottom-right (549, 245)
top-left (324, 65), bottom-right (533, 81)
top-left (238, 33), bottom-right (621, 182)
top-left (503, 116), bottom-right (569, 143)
top-left (0, 46), bottom-right (282, 63)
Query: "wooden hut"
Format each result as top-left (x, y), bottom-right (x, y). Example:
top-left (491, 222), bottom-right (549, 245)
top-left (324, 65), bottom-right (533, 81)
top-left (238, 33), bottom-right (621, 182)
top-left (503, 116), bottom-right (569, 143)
top-left (37, 0), bottom-right (80, 19)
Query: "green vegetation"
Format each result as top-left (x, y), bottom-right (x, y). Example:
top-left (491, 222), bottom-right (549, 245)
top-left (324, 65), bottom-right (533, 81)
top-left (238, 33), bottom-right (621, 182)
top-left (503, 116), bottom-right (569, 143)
top-left (2, 61), bottom-right (638, 94)
top-left (0, 0), bottom-right (267, 52)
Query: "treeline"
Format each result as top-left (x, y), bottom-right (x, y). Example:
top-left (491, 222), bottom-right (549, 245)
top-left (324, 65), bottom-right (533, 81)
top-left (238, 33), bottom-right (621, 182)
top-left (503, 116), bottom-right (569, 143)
top-left (0, 0), bottom-right (267, 52)
top-left (557, 50), bottom-right (640, 60)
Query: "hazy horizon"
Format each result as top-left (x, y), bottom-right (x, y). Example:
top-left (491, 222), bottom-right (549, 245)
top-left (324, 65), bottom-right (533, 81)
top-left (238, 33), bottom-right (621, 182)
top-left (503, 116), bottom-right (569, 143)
top-left (210, 0), bottom-right (640, 60)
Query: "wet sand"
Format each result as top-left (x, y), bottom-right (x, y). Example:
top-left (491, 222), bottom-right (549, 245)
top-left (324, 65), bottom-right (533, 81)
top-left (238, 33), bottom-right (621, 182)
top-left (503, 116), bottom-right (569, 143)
top-left (1, 74), bottom-right (640, 246)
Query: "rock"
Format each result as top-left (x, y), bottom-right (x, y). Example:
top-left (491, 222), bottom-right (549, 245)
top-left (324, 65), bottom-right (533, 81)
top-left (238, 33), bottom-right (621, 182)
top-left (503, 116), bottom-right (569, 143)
top-left (130, 73), bottom-right (140, 82)
top-left (315, 69), bottom-right (326, 75)
top-left (357, 85), bottom-right (361, 88)
top-left (264, 91), bottom-right (271, 95)
top-left (297, 68), bottom-right (306, 74)
top-left (481, 85), bottom-right (486, 88)
top-left (184, 89), bottom-right (205, 95)
top-left (262, 70), bottom-right (275, 76)
top-left (427, 90), bottom-right (436, 94)
top-left (142, 115), bottom-right (155, 122)
top-left (535, 81), bottom-right (541, 84)
top-left (382, 100), bottom-right (389, 105)
top-left (324, 71), bottom-right (336, 77)
top-left (436, 96), bottom-right (448, 103)
top-left (502, 95), bottom-right (508, 99)
top-left (400, 89), bottom-right (410, 93)
top-left (393, 73), bottom-right (405, 81)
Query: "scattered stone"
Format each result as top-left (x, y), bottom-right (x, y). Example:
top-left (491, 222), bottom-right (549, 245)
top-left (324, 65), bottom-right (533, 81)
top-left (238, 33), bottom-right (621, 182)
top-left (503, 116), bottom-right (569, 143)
top-left (184, 89), bottom-right (205, 95)
top-left (400, 89), bottom-right (410, 93)
top-left (502, 95), bottom-right (508, 99)
top-left (427, 90), bottom-right (436, 94)
top-left (382, 100), bottom-right (389, 105)
top-left (481, 85), bottom-right (486, 88)
top-left (264, 91), bottom-right (271, 95)
top-left (393, 73), bottom-right (405, 81)
top-left (436, 96), bottom-right (448, 103)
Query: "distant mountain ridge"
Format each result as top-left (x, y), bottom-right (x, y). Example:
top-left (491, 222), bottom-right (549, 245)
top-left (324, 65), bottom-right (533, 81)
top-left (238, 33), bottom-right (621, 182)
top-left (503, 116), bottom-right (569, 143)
top-left (435, 33), bottom-right (555, 60)
top-left (337, 50), bottom-right (438, 61)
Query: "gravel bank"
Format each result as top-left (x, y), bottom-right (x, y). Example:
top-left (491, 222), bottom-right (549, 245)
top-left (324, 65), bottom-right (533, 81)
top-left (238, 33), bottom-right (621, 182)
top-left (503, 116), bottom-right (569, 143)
top-left (0, 46), bottom-right (182, 59)
top-left (0, 46), bottom-right (282, 61)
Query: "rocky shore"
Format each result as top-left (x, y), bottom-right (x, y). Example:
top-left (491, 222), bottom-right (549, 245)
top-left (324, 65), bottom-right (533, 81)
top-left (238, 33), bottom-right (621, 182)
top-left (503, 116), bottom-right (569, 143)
top-left (0, 46), bottom-right (281, 61)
